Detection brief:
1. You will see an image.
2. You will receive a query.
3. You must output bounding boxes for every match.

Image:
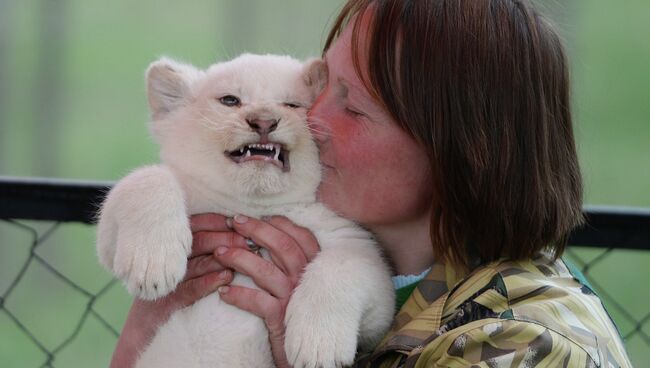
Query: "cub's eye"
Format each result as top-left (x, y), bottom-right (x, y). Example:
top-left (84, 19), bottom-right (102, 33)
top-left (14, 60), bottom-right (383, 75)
top-left (284, 102), bottom-right (302, 109)
top-left (219, 95), bottom-right (241, 107)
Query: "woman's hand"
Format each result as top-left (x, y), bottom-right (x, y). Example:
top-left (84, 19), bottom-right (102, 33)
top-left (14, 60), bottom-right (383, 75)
top-left (210, 214), bottom-right (320, 368)
top-left (110, 214), bottom-right (242, 368)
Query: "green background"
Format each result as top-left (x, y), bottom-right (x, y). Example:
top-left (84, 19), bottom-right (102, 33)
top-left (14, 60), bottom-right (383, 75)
top-left (0, 0), bottom-right (648, 367)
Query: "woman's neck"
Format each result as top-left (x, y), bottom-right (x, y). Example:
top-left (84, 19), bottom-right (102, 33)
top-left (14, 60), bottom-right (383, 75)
top-left (369, 209), bottom-right (434, 276)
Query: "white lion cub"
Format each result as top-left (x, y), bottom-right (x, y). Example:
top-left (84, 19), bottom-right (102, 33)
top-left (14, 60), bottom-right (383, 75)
top-left (96, 54), bottom-right (394, 368)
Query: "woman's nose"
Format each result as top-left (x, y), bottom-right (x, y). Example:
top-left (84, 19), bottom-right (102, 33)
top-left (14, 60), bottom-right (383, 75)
top-left (307, 95), bottom-right (329, 142)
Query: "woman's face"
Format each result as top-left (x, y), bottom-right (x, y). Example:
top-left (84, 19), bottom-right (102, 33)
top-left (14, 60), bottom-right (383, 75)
top-left (309, 18), bottom-right (433, 228)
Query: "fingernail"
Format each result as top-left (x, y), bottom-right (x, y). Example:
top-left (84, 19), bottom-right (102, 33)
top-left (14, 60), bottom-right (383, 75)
top-left (234, 214), bottom-right (248, 224)
top-left (218, 286), bottom-right (230, 294)
top-left (216, 246), bottom-right (228, 255)
top-left (219, 270), bottom-right (231, 280)
top-left (225, 217), bottom-right (233, 229)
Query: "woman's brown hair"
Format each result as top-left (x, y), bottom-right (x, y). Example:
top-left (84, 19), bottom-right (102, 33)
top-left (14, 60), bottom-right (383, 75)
top-left (325, 0), bottom-right (583, 270)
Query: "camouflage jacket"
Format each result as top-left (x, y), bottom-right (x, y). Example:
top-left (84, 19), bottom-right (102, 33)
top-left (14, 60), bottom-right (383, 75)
top-left (355, 253), bottom-right (632, 367)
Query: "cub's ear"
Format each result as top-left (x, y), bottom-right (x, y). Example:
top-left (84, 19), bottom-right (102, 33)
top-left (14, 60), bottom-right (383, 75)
top-left (302, 58), bottom-right (328, 100)
top-left (146, 57), bottom-right (201, 120)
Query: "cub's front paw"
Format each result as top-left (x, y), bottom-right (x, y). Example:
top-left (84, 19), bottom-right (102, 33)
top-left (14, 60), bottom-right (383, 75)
top-left (113, 221), bottom-right (191, 300)
top-left (284, 300), bottom-right (359, 368)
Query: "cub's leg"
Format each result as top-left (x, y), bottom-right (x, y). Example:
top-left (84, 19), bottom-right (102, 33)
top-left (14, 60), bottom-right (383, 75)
top-left (284, 236), bottom-right (394, 368)
top-left (97, 165), bottom-right (191, 300)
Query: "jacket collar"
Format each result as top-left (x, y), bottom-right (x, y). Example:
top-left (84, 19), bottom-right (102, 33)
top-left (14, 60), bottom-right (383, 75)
top-left (376, 262), bottom-right (467, 351)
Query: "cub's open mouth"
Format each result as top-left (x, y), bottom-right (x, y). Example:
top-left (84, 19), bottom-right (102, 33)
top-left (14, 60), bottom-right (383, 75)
top-left (226, 143), bottom-right (290, 171)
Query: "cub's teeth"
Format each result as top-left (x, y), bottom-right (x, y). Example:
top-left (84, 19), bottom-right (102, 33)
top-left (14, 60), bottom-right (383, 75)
top-left (274, 148), bottom-right (280, 160)
top-left (240, 147), bottom-right (245, 153)
top-left (245, 150), bottom-right (251, 157)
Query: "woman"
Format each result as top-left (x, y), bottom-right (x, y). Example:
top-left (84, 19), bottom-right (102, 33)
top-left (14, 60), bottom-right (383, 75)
top-left (111, 0), bottom-right (632, 367)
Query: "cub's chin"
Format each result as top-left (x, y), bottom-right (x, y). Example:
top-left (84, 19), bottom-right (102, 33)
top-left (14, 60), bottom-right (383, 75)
top-left (224, 140), bottom-right (296, 197)
top-left (232, 160), bottom-right (293, 197)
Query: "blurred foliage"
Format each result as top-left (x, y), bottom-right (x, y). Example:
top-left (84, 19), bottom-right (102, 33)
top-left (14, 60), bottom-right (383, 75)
top-left (0, 0), bottom-right (342, 181)
top-left (0, 0), bottom-right (648, 207)
top-left (0, 0), bottom-right (648, 367)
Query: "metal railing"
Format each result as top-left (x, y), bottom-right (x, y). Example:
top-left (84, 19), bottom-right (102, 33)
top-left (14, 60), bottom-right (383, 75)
top-left (0, 176), bottom-right (648, 367)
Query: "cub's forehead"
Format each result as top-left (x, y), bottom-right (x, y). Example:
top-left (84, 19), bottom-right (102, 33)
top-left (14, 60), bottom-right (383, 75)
top-left (197, 54), bottom-right (307, 100)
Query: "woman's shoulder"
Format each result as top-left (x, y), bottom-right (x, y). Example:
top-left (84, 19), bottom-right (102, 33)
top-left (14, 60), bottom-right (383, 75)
top-left (358, 254), bottom-right (632, 367)
top-left (444, 253), bottom-right (632, 367)
top-left (412, 317), bottom-right (599, 367)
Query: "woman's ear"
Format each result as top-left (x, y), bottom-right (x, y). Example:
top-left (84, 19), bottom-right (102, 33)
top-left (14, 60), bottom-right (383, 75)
top-left (146, 57), bottom-right (201, 120)
top-left (302, 58), bottom-right (328, 100)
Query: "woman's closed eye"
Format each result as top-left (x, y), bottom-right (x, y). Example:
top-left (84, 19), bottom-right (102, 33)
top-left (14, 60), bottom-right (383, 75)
top-left (345, 106), bottom-right (366, 118)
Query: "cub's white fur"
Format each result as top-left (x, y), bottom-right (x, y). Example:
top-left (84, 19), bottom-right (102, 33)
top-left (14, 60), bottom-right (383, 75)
top-left (96, 54), bottom-right (394, 368)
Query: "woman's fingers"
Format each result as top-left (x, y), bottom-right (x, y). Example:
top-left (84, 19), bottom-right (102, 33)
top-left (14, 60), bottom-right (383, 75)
top-left (218, 284), bottom-right (282, 320)
top-left (230, 215), bottom-right (312, 279)
top-left (189, 214), bottom-right (318, 368)
top-left (184, 254), bottom-right (226, 280)
top-left (172, 269), bottom-right (233, 308)
top-left (189, 213), bottom-right (249, 257)
top-left (191, 231), bottom-right (248, 257)
top-left (264, 215), bottom-right (320, 261)
top-left (190, 213), bottom-right (231, 232)
top-left (215, 246), bottom-right (293, 299)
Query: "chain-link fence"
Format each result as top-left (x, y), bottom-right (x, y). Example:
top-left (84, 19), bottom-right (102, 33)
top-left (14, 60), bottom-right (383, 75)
top-left (0, 219), bottom-right (120, 368)
top-left (1, 177), bottom-right (649, 367)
